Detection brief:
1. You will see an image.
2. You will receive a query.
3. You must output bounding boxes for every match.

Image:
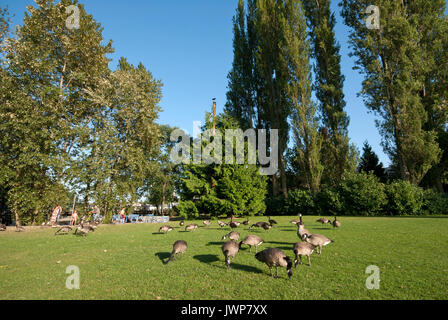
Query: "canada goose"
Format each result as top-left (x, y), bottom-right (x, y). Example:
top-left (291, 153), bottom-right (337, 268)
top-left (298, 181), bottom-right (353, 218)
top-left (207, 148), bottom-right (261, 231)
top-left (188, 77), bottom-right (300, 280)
top-left (255, 248), bottom-right (293, 279)
top-left (238, 235), bottom-right (264, 253)
top-left (229, 221), bottom-right (240, 229)
top-left (249, 221), bottom-right (271, 230)
top-left (316, 218), bottom-right (331, 226)
top-left (203, 220), bottom-right (211, 227)
top-left (298, 214), bottom-right (304, 226)
top-left (217, 220), bottom-right (227, 228)
top-left (185, 224), bottom-right (198, 232)
top-left (293, 242), bottom-right (315, 267)
top-left (301, 233), bottom-right (333, 255)
top-left (290, 219), bottom-right (300, 225)
top-left (75, 224), bottom-right (91, 236)
top-left (332, 217), bottom-right (341, 228)
top-left (243, 219), bottom-right (250, 225)
top-left (55, 226), bottom-right (73, 235)
top-left (179, 220), bottom-right (185, 227)
top-left (268, 216), bottom-right (278, 226)
top-left (0, 224), bottom-right (6, 231)
top-left (159, 225), bottom-right (173, 234)
top-left (221, 231), bottom-right (240, 242)
top-left (297, 223), bottom-right (310, 240)
top-left (15, 225), bottom-right (25, 232)
top-left (164, 240), bottom-right (188, 265)
top-left (222, 241), bottom-right (239, 268)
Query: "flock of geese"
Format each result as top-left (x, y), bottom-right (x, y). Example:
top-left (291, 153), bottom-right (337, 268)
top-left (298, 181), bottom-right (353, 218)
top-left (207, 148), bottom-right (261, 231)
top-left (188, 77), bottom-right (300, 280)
top-left (162, 214), bottom-right (341, 279)
top-left (1, 213), bottom-right (341, 279)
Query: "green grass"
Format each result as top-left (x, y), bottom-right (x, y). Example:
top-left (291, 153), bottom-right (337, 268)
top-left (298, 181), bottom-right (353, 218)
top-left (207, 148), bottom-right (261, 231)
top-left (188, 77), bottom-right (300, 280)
top-left (1, 216), bottom-right (448, 300)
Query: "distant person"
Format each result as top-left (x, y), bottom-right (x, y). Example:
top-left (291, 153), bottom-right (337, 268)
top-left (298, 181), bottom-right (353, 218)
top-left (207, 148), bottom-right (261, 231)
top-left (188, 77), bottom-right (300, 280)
top-left (71, 209), bottom-right (78, 225)
top-left (90, 204), bottom-right (100, 222)
top-left (120, 207), bottom-right (126, 224)
top-left (50, 204), bottom-right (62, 225)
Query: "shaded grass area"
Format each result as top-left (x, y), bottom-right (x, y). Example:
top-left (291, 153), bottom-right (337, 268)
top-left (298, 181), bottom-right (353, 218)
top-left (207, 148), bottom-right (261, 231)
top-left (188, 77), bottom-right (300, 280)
top-left (1, 216), bottom-right (448, 300)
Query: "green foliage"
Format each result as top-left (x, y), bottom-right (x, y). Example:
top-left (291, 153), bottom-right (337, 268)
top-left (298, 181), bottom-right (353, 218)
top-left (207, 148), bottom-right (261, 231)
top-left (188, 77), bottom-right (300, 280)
top-left (358, 141), bottom-right (387, 182)
top-left (284, 189), bottom-right (316, 216)
top-left (176, 200), bottom-right (199, 219)
top-left (385, 180), bottom-right (425, 216)
top-left (422, 190), bottom-right (448, 215)
top-left (180, 114), bottom-right (267, 217)
top-left (316, 188), bottom-right (343, 217)
top-left (337, 171), bottom-right (386, 216)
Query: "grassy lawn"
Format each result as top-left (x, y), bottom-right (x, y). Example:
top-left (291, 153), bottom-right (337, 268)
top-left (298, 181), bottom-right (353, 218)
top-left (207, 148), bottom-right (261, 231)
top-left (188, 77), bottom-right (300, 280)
top-left (1, 216), bottom-right (448, 300)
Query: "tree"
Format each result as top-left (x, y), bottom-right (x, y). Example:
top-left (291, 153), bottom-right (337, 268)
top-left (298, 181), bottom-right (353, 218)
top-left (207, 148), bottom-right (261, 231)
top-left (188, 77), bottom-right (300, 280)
top-left (340, 0), bottom-right (446, 185)
top-left (284, 0), bottom-right (324, 195)
top-left (0, 0), bottom-right (113, 224)
top-left (358, 141), bottom-right (386, 182)
top-left (302, 0), bottom-right (356, 186)
top-left (179, 113), bottom-right (267, 217)
top-left (80, 58), bottom-right (162, 221)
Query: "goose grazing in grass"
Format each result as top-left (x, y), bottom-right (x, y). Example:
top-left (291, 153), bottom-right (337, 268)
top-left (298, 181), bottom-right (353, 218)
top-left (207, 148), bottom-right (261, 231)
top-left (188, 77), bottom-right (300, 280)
top-left (55, 226), bottom-right (73, 235)
top-left (316, 218), bottom-right (331, 226)
top-left (332, 217), bottom-right (341, 228)
top-left (243, 218), bottom-right (250, 226)
top-left (301, 233), bottom-right (333, 255)
top-left (290, 218), bottom-right (300, 225)
top-left (255, 248), bottom-right (293, 279)
top-left (185, 224), bottom-right (198, 232)
top-left (203, 220), bottom-right (211, 227)
top-left (164, 240), bottom-right (187, 265)
top-left (159, 225), bottom-right (173, 234)
top-left (221, 231), bottom-right (240, 242)
top-left (222, 241), bottom-right (239, 268)
top-left (229, 221), bottom-right (240, 229)
top-left (217, 220), bottom-right (227, 228)
top-left (249, 221), bottom-right (271, 230)
top-left (238, 235), bottom-right (264, 253)
top-left (293, 242), bottom-right (316, 267)
top-left (0, 224), bottom-right (6, 231)
top-left (15, 225), bottom-right (25, 232)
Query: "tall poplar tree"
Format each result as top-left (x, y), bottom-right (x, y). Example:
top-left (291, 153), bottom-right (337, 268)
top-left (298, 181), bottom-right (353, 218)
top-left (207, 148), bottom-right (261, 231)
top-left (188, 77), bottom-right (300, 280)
top-left (340, 0), bottom-right (446, 185)
top-left (302, 0), bottom-right (356, 186)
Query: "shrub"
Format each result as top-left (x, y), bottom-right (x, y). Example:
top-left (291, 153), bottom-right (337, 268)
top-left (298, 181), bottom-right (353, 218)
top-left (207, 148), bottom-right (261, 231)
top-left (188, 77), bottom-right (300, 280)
top-left (385, 180), bottom-right (425, 216)
top-left (422, 190), bottom-right (448, 215)
top-left (316, 188), bottom-right (343, 216)
top-left (176, 200), bottom-right (199, 219)
top-left (265, 195), bottom-right (287, 216)
top-left (284, 189), bottom-right (316, 216)
top-left (337, 171), bottom-right (386, 216)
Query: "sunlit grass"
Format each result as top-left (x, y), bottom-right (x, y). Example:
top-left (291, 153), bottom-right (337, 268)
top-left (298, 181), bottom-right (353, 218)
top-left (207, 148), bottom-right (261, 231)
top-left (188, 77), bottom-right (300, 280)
top-left (1, 216), bottom-right (448, 300)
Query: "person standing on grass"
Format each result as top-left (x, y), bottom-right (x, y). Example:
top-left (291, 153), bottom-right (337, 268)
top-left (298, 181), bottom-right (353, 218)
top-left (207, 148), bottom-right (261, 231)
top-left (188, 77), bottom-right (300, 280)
top-left (50, 204), bottom-right (62, 225)
top-left (90, 204), bottom-right (100, 222)
top-left (71, 209), bottom-right (78, 225)
top-left (120, 207), bottom-right (126, 224)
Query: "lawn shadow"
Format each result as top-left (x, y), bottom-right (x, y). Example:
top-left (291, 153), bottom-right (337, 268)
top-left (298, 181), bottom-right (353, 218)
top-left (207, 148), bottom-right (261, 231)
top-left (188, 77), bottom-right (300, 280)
top-left (215, 263), bottom-right (264, 274)
top-left (206, 241), bottom-right (224, 246)
top-left (155, 252), bottom-right (171, 264)
top-left (266, 240), bottom-right (294, 245)
top-left (193, 254), bottom-right (220, 264)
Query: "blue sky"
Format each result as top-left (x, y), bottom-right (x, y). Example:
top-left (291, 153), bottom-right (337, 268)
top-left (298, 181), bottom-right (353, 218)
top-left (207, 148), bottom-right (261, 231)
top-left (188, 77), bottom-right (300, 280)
top-left (7, 0), bottom-right (444, 167)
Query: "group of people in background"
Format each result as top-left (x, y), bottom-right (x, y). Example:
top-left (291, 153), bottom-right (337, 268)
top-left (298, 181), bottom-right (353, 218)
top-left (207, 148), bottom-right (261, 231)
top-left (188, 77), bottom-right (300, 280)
top-left (49, 204), bottom-right (101, 226)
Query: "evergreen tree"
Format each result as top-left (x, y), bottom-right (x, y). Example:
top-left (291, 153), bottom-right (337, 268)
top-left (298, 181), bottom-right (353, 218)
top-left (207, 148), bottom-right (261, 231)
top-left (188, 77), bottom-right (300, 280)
top-left (285, 0), bottom-right (324, 195)
top-left (358, 141), bottom-right (386, 182)
top-left (340, 0), bottom-right (446, 185)
top-left (302, 0), bottom-right (356, 186)
top-left (179, 113), bottom-right (267, 217)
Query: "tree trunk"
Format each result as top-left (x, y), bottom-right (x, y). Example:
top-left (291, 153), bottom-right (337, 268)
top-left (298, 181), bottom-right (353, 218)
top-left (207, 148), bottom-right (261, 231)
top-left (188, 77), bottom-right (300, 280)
top-left (161, 180), bottom-right (167, 216)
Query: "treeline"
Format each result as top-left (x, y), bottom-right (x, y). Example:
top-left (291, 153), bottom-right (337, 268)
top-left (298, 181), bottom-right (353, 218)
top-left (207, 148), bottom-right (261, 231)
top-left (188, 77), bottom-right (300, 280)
top-left (178, 0), bottom-right (448, 218)
top-left (0, 1), bottom-right (174, 224)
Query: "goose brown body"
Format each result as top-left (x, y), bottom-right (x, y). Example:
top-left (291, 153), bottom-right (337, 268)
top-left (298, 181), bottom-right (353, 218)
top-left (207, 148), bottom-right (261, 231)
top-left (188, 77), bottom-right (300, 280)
top-left (165, 240), bottom-right (187, 264)
top-left (255, 248), bottom-right (293, 279)
top-left (222, 231), bottom-right (240, 242)
top-left (293, 242), bottom-right (315, 267)
top-left (238, 235), bottom-right (264, 253)
top-left (222, 241), bottom-right (239, 268)
top-left (302, 234), bottom-right (333, 255)
top-left (185, 224), bottom-right (198, 232)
